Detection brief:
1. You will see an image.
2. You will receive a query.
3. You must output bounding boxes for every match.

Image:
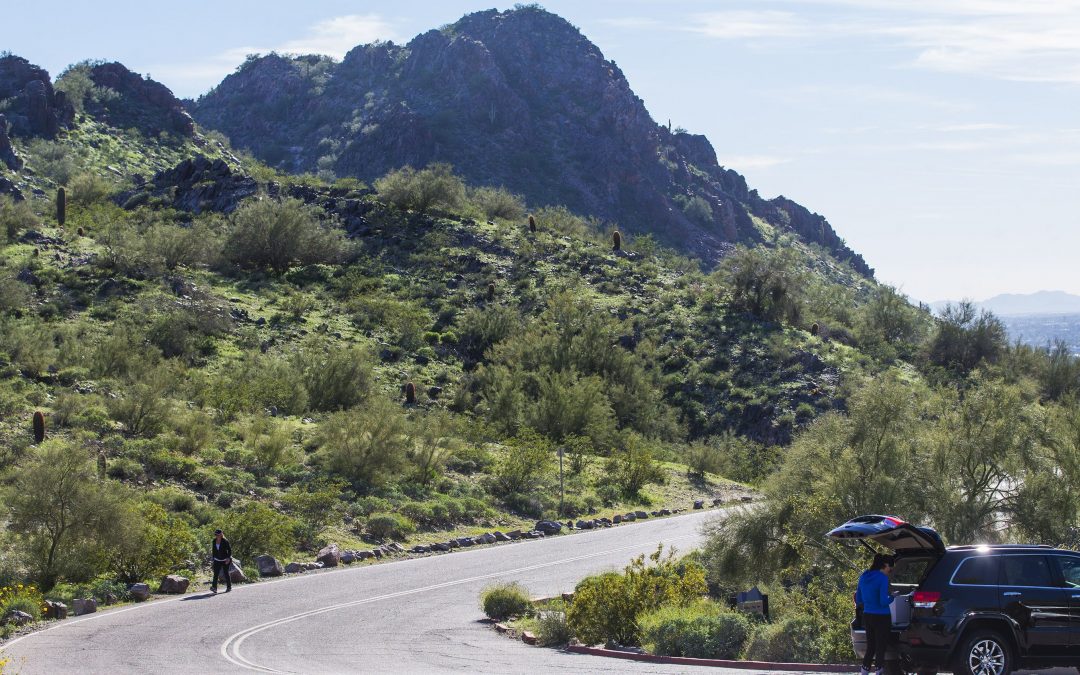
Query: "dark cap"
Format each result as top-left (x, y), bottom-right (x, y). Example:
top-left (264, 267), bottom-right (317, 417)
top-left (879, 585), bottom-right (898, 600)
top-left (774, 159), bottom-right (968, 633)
top-left (214, 529), bottom-right (223, 535)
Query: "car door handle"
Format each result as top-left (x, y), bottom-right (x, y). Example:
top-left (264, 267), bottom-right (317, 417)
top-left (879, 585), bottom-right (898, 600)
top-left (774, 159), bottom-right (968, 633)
top-left (1003, 592), bottom-right (1022, 597)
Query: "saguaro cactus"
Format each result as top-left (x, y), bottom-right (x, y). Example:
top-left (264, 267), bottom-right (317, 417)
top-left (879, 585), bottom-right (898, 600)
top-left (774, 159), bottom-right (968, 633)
top-left (56, 187), bottom-right (66, 226)
top-left (487, 282), bottom-right (496, 301)
top-left (528, 214), bottom-right (536, 233)
top-left (811, 322), bottom-right (820, 336)
top-left (32, 410), bottom-right (45, 443)
top-left (612, 230), bottom-right (622, 251)
top-left (405, 382), bottom-right (416, 405)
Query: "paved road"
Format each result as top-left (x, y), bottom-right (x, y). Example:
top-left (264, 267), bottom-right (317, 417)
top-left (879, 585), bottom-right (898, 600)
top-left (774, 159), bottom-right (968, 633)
top-left (3, 506), bottom-right (831, 674)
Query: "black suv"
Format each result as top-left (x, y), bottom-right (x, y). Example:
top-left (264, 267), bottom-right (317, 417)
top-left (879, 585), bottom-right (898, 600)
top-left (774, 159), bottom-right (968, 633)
top-left (828, 515), bottom-right (1080, 675)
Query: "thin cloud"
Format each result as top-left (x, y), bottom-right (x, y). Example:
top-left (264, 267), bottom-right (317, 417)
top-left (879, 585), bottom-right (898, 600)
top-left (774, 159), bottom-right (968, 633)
top-left (150, 14), bottom-right (398, 97)
top-left (277, 14), bottom-right (396, 58)
top-left (681, 2), bottom-right (1080, 84)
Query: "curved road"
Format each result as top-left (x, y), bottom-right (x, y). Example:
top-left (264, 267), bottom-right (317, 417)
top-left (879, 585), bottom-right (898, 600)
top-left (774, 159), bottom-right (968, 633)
top-left (2, 507), bottom-right (824, 674)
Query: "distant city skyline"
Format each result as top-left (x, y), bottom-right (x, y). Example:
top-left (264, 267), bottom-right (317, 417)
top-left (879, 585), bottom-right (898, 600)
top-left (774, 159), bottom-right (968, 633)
top-left (5, 1), bottom-right (1079, 302)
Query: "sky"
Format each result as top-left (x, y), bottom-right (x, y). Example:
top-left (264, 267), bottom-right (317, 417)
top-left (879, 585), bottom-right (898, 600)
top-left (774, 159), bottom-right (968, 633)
top-left (4, 0), bottom-right (1080, 303)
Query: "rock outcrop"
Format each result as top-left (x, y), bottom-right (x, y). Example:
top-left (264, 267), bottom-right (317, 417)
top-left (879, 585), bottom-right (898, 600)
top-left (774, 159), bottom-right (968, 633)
top-left (159, 575), bottom-right (190, 594)
top-left (85, 62), bottom-right (195, 137)
top-left (256, 554), bottom-right (284, 577)
top-left (0, 55), bottom-right (74, 138)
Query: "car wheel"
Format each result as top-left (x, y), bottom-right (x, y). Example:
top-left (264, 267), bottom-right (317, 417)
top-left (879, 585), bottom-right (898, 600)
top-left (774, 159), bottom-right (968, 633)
top-left (952, 631), bottom-right (1012, 675)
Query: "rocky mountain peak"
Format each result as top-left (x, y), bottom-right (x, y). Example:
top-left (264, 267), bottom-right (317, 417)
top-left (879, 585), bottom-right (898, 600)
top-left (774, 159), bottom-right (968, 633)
top-left (84, 61), bottom-right (194, 137)
top-left (191, 7), bottom-right (871, 275)
top-left (0, 54), bottom-right (75, 139)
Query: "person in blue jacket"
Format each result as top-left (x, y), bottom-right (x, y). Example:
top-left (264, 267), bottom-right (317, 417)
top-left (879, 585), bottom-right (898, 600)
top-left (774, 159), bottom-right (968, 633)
top-left (856, 553), bottom-right (894, 675)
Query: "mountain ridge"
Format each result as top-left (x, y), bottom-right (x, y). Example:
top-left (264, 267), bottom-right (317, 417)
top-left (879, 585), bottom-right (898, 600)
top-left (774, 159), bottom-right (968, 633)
top-left (190, 6), bottom-right (872, 275)
top-left (931, 290), bottom-right (1080, 316)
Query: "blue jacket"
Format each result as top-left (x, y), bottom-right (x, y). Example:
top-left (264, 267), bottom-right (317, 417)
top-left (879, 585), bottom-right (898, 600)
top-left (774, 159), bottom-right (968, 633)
top-left (856, 569), bottom-right (893, 616)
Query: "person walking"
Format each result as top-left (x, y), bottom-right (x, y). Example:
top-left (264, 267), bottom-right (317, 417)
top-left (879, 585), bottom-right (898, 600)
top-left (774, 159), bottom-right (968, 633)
top-left (856, 553), bottom-right (894, 675)
top-left (211, 528), bottom-right (233, 594)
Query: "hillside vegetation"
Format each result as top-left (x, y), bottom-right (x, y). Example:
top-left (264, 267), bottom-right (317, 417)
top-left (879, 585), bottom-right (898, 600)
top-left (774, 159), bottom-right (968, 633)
top-left (1, 46), bottom-right (1079, 660)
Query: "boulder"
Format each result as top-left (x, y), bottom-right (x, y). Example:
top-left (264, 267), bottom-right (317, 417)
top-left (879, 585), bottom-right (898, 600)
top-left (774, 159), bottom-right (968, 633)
top-left (256, 554), bottom-right (284, 577)
top-left (341, 551), bottom-right (357, 564)
top-left (387, 542), bottom-right (405, 553)
top-left (575, 519), bottom-right (594, 530)
top-left (635, 511), bottom-right (648, 519)
top-left (371, 548), bottom-right (383, 558)
top-left (534, 520), bottom-right (563, 535)
top-left (613, 514), bottom-right (623, 524)
top-left (229, 559), bottom-right (247, 583)
top-left (507, 530), bottom-right (522, 540)
top-left (72, 598), bottom-right (98, 615)
top-left (494, 531), bottom-right (511, 542)
top-left (431, 542), bottom-right (451, 552)
top-left (411, 545), bottom-right (430, 554)
top-left (302, 562), bottom-right (323, 571)
top-left (693, 500), bottom-right (704, 510)
top-left (457, 537), bottom-right (475, 547)
top-left (476, 533), bottom-right (496, 545)
top-left (44, 600), bottom-right (68, 619)
top-left (712, 498), bottom-right (723, 506)
top-left (741, 495), bottom-right (753, 502)
top-left (5, 610), bottom-right (33, 626)
top-left (284, 562), bottom-right (305, 573)
top-left (356, 550), bottom-right (375, 560)
top-left (623, 513), bottom-right (636, 522)
top-left (159, 575), bottom-right (190, 594)
top-left (129, 583), bottom-right (151, 602)
top-left (316, 544), bottom-right (341, 568)
top-left (659, 508), bottom-right (671, 516)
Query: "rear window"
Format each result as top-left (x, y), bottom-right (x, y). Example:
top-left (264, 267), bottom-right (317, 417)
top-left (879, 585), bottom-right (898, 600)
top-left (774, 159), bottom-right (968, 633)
top-left (892, 556), bottom-right (933, 586)
top-left (952, 556), bottom-right (999, 585)
top-left (1002, 555), bottom-right (1055, 587)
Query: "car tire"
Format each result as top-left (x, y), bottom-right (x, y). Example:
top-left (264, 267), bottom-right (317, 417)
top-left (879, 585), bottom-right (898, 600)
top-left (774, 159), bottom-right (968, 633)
top-left (951, 630), bottom-right (1012, 675)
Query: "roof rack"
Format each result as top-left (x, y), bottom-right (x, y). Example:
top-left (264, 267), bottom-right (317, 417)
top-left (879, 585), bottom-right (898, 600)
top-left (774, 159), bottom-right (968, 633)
top-left (948, 544), bottom-right (1055, 550)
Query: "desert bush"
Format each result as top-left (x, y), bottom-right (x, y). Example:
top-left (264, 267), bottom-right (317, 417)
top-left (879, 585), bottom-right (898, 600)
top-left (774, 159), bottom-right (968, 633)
top-left (567, 547), bottom-right (706, 646)
top-left (316, 398), bottom-right (409, 486)
top-left (479, 582), bottom-right (531, 621)
top-left (457, 305), bottom-right (519, 361)
top-left (141, 219), bottom-right (222, 272)
top-left (375, 163), bottom-right (466, 213)
top-left (283, 479), bottom-right (346, 549)
top-left (718, 245), bottom-right (806, 325)
top-left (535, 600), bottom-right (573, 646)
top-left (107, 370), bottom-right (173, 437)
top-left (1, 195), bottom-right (39, 242)
top-left (683, 440), bottom-right (724, 478)
top-left (638, 601), bottom-right (751, 659)
top-left (198, 351), bottom-right (308, 418)
top-left (225, 198), bottom-right (348, 272)
top-left (600, 434), bottom-right (665, 498)
top-left (469, 185), bottom-right (525, 220)
top-left (365, 512), bottom-right (415, 541)
top-left (3, 440), bottom-right (129, 588)
top-left (108, 501), bottom-right (199, 583)
top-left (66, 172), bottom-right (116, 206)
top-left (25, 138), bottom-right (76, 185)
top-left (741, 614), bottom-right (821, 662)
top-left (490, 430), bottom-right (552, 499)
top-left (222, 502), bottom-right (297, 561)
top-left (239, 415), bottom-right (294, 470)
top-left (294, 339), bottom-right (374, 412)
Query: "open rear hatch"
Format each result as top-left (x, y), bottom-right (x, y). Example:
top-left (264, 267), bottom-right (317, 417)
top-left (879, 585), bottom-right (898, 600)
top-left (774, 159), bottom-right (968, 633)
top-left (826, 515), bottom-right (945, 556)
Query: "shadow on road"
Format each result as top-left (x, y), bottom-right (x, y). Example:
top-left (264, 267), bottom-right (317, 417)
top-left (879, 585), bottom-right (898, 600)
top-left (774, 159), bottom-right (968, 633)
top-left (180, 592), bottom-right (219, 601)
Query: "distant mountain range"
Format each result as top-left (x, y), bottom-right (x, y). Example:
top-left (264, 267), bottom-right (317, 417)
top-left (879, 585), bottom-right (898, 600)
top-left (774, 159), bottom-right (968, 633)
top-left (930, 291), bottom-right (1080, 316)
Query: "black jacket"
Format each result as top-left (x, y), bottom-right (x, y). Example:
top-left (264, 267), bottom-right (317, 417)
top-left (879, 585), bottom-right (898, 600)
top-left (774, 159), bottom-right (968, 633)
top-left (211, 537), bottom-right (232, 562)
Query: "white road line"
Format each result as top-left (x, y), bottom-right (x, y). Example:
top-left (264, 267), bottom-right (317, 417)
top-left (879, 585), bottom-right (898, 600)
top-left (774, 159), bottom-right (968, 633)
top-left (220, 533), bottom-right (696, 673)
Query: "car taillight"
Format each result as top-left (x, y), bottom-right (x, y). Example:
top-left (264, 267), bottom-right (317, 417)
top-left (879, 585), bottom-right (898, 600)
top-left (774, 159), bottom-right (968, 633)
top-left (913, 591), bottom-right (940, 608)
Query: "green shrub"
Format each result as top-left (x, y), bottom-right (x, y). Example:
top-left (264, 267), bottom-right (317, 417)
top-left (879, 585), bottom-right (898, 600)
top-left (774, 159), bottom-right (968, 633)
top-left (1, 195), bottom-right (40, 242)
top-left (316, 398), bottom-right (408, 486)
top-left (66, 172), bottom-right (116, 206)
top-left (108, 501), bottom-right (200, 584)
top-left (535, 602), bottom-right (573, 646)
top-left (742, 614), bottom-right (821, 663)
top-left (222, 502), bottom-right (297, 561)
top-left (106, 456), bottom-right (144, 480)
top-left (639, 601), bottom-right (751, 659)
top-left (375, 163), bottom-right (466, 213)
top-left (0, 583), bottom-right (45, 621)
top-left (365, 512), bottom-right (415, 541)
top-left (469, 185), bottom-right (525, 220)
top-left (295, 340), bottom-right (374, 412)
top-left (479, 582), bottom-right (531, 621)
top-left (225, 198), bottom-right (348, 272)
top-left (567, 547), bottom-right (707, 646)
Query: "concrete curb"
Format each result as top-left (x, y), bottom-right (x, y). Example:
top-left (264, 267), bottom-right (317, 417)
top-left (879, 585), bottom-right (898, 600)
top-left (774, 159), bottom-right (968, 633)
top-left (565, 645), bottom-right (861, 672)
